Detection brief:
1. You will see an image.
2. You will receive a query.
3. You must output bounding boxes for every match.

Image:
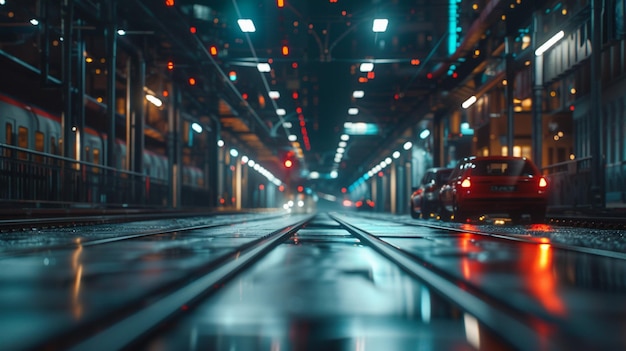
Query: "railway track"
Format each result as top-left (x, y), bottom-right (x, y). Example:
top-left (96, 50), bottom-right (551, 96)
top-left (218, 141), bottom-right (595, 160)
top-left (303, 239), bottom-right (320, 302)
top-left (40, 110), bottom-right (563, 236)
top-left (1, 211), bottom-right (624, 350)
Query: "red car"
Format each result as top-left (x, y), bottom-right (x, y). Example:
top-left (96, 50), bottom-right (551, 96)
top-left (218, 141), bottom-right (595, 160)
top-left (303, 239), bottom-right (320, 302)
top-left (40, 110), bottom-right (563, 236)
top-left (410, 167), bottom-right (453, 219)
top-left (438, 156), bottom-right (548, 223)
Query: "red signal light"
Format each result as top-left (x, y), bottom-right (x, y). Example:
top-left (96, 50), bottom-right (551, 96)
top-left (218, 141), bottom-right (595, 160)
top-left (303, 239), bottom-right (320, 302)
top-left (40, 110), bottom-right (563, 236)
top-left (167, 61), bottom-right (174, 70)
top-left (284, 159), bottom-right (293, 168)
top-left (297, 185), bottom-right (304, 193)
top-left (165, 0), bottom-right (174, 6)
top-left (426, 72), bottom-right (433, 79)
top-left (188, 77), bottom-right (196, 85)
top-left (189, 26), bottom-right (197, 34)
top-left (292, 91), bottom-right (299, 99)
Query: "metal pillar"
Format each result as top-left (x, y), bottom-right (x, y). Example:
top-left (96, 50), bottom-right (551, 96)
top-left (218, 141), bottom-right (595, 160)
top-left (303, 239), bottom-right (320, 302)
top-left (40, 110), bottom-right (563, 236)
top-left (106, 0), bottom-right (117, 169)
top-left (505, 36), bottom-right (515, 156)
top-left (590, 0), bottom-right (605, 208)
top-left (76, 20), bottom-right (85, 162)
top-left (167, 83), bottom-right (181, 208)
top-left (532, 11), bottom-right (543, 167)
top-left (62, 0), bottom-right (74, 158)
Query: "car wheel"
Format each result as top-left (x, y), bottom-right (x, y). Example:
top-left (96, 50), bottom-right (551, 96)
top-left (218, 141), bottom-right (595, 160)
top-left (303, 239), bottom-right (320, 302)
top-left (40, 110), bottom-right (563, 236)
top-left (421, 202), bottom-right (432, 219)
top-left (410, 203), bottom-right (420, 219)
top-left (409, 202), bottom-right (421, 219)
top-left (438, 205), bottom-right (451, 222)
top-left (452, 199), bottom-right (468, 223)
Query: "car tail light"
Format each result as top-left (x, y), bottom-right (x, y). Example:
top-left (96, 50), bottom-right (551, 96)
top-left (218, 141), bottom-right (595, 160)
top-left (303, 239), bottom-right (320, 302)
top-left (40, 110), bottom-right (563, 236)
top-left (538, 177), bottom-right (548, 188)
top-left (461, 178), bottom-right (471, 188)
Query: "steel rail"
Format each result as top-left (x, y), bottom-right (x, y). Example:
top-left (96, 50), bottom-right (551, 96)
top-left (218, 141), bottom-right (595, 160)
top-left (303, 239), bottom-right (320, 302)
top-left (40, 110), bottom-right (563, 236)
top-left (64, 214), bottom-right (313, 351)
top-left (329, 212), bottom-right (565, 351)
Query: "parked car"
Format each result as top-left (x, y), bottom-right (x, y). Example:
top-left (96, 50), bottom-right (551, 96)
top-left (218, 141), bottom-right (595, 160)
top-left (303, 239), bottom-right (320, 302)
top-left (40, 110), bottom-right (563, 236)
top-left (438, 156), bottom-right (548, 223)
top-left (410, 167), bottom-right (453, 219)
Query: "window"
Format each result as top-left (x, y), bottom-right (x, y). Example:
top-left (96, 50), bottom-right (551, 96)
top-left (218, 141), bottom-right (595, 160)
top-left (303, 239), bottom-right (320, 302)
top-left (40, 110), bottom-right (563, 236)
top-left (35, 131), bottom-right (44, 162)
top-left (17, 126), bottom-right (28, 160)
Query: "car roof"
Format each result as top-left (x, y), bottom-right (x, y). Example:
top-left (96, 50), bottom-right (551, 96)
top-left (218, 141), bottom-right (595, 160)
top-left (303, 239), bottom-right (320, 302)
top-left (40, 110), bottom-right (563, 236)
top-left (463, 155), bottom-right (530, 162)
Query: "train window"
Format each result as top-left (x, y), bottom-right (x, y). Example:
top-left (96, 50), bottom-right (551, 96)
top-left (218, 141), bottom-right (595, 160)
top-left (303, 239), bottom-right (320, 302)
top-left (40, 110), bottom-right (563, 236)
top-left (50, 137), bottom-right (58, 155)
top-left (85, 146), bottom-right (91, 162)
top-left (5, 123), bottom-right (12, 145)
top-left (35, 131), bottom-right (44, 162)
top-left (4, 123), bottom-right (12, 157)
top-left (17, 126), bottom-right (28, 160)
top-left (92, 148), bottom-right (100, 173)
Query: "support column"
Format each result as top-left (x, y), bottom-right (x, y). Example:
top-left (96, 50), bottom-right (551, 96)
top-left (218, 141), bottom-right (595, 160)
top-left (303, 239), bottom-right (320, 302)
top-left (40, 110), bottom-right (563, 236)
top-left (590, 0), bottom-right (605, 208)
top-left (106, 0), bottom-right (117, 169)
top-left (532, 11), bottom-right (543, 167)
top-left (505, 36), bottom-right (515, 156)
top-left (62, 0), bottom-right (74, 158)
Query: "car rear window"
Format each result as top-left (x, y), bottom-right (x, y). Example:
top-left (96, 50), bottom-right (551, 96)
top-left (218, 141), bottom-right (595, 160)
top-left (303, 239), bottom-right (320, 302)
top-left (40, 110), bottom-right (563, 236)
top-left (471, 160), bottom-right (537, 176)
top-left (435, 170), bottom-right (452, 184)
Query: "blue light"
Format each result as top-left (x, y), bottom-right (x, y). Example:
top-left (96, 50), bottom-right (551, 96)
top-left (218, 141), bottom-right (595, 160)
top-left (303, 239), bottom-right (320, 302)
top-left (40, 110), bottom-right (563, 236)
top-left (448, 0), bottom-right (458, 55)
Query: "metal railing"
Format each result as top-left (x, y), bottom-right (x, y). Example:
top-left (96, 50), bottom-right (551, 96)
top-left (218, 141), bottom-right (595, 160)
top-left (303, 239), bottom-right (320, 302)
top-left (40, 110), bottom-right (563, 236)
top-left (0, 144), bottom-right (170, 208)
top-left (542, 156), bottom-right (626, 210)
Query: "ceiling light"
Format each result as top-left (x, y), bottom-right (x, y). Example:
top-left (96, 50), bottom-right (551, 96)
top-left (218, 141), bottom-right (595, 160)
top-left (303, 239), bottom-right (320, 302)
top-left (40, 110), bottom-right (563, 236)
top-left (359, 62), bottom-right (374, 72)
top-left (230, 148), bottom-right (239, 157)
top-left (145, 94), bottom-right (163, 107)
top-left (372, 19), bottom-right (388, 32)
top-left (340, 134), bottom-right (350, 141)
top-left (191, 122), bottom-right (203, 133)
top-left (288, 134), bottom-right (297, 141)
top-left (348, 108), bottom-right (359, 115)
top-left (237, 19), bottom-right (256, 32)
top-left (276, 108), bottom-right (286, 116)
top-left (330, 171), bottom-right (338, 179)
top-left (30, 18), bottom-right (39, 26)
top-left (392, 151), bottom-right (401, 159)
top-left (419, 129), bottom-right (431, 139)
top-left (338, 141), bottom-right (347, 147)
top-left (535, 30), bottom-right (564, 56)
top-left (257, 63), bottom-right (271, 72)
top-left (269, 91), bottom-right (280, 99)
top-left (352, 90), bottom-right (365, 98)
top-left (117, 29), bottom-right (126, 36)
top-left (462, 95), bottom-right (477, 109)
top-left (403, 141), bottom-right (413, 150)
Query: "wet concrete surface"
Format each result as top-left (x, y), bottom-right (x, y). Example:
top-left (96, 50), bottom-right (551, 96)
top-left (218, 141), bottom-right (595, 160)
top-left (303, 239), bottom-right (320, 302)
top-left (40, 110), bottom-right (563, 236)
top-left (1, 211), bottom-right (625, 350)
top-left (140, 216), bottom-right (510, 351)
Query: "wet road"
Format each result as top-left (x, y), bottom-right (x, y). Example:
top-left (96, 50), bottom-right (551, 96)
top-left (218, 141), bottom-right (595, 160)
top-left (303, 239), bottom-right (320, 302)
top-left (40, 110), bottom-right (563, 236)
top-left (0, 211), bottom-right (625, 350)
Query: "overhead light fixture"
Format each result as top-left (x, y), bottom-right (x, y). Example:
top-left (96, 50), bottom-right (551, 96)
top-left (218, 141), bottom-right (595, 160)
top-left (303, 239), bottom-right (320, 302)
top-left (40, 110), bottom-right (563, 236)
top-left (269, 91), bottom-right (280, 99)
top-left (403, 141), bottom-right (413, 150)
top-left (257, 63), bottom-right (271, 72)
top-left (340, 134), bottom-right (350, 141)
top-left (288, 134), bottom-right (297, 141)
top-left (352, 90), bottom-right (365, 98)
top-left (360, 62), bottom-right (374, 72)
top-left (191, 123), bottom-right (203, 133)
top-left (237, 19), bottom-right (256, 33)
top-left (145, 94), bottom-right (163, 107)
top-left (535, 30), bottom-right (564, 56)
top-left (462, 95), bottom-right (477, 109)
top-left (29, 18), bottom-right (39, 26)
top-left (372, 19), bottom-right (388, 32)
top-left (419, 129), bottom-right (431, 139)
top-left (348, 108), bottom-right (359, 115)
top-left (276, 108), bottom-right (286, 116)
top-left (117, 29), bottom-right (127, 36)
